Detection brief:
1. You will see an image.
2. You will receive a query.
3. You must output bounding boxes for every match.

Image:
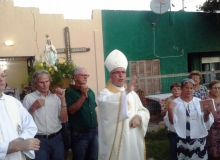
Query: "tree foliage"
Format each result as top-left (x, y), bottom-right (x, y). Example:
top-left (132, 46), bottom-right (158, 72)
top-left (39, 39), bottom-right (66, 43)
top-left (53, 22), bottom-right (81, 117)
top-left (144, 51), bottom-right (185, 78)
top-left (200, 0), bottom-right (220, 13)
top-left (199, 0), bottom-right (220, 13)
top-left (199, 0), bottom-right (220, 27)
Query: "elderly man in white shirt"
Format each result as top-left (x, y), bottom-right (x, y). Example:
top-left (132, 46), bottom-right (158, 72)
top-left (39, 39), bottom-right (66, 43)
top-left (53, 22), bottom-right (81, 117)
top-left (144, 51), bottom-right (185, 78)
top-left (0, 68), bottom-right (40, 160)
top-left (23, 70), bottom-right (67, 160)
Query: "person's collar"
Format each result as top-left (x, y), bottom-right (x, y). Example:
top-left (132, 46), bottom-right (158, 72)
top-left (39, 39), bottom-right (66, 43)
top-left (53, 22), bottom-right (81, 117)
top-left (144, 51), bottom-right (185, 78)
top-left (106, 80), bottom-right (125, 93)
top-left (180, 96), bottom-right (194, 103)
top-left (35, 90), bottom-right (51, 97)
top-left (0, 92), bottom-right (5, 100)
top-left (111, 83), bottom-right (125, 91)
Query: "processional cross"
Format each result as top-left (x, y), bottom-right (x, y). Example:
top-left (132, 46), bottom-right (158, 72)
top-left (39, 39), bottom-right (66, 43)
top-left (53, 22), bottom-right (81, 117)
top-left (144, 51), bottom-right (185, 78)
top-left (56, 27), bottom-right (90, 60)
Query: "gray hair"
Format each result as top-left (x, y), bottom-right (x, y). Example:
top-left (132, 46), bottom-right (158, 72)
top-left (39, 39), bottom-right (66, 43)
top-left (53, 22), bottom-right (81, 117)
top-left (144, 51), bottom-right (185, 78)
top-left (181, 78), bottom-right (195, 88)
top-left (73, 67), bottom-right (86, 76)
top-left (31, 70), bottom-right (52, 90)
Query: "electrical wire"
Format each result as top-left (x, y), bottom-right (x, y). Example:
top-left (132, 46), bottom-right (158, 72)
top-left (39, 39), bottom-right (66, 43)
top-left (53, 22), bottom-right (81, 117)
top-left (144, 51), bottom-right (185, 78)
top-left (152, 28), bottom-right (184, 58)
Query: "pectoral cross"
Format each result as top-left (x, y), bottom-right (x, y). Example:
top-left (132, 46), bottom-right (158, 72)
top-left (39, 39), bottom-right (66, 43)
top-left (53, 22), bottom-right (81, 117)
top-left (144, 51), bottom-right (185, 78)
top-left (56, 27), bottom-right (90, 61)
top-left (17, 124), bottom-right (22, 136)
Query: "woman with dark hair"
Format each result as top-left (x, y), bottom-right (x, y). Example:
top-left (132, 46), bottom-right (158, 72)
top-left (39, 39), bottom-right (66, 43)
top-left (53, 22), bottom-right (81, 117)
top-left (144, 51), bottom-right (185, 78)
top-left (160, 82), bottom-right (181, 160)
top-left (204, 80), bottom-right (220, 160)
top-left (160, 82), bottom-right (181, 117)
top-left (189, 70), bottom-right (208, 99)
top-left (164, 78), bottom-right (214, 159)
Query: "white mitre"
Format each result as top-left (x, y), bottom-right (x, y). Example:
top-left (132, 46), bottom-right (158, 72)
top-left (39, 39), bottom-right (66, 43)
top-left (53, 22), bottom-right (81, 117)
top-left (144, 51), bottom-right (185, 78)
top-left (104, 49), bottom-right (128, 72)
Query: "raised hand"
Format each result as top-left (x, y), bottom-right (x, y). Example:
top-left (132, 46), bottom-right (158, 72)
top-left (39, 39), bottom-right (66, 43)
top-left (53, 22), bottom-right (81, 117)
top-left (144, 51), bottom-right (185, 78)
top-left (203, 106), bottom-right (211, 117)
top-left (168, 100), bottom-right (176, 110)
top-left (32, 98), bottom-right (45, 110)
top-left (126, 75), bottom-right (138, 94)
top-left (55, 87), bottom-right (65, 99)
top-left (81, 85), bottom-right (88, 98)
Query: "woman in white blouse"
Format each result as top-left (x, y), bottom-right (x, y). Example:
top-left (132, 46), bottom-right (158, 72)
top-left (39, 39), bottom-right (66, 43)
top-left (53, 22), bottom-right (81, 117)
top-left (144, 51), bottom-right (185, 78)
top-left (165, 78), bottom-right (214, 160)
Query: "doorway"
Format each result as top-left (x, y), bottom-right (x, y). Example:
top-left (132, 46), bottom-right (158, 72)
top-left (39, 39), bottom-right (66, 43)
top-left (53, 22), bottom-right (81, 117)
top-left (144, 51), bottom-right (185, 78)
top-left (0, 56), bottom-right (35, 95)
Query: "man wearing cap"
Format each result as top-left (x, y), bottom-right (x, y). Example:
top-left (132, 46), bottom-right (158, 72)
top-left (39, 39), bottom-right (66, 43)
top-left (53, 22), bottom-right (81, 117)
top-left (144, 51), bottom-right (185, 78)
top-left (97, 49), bottom-right (150, 160)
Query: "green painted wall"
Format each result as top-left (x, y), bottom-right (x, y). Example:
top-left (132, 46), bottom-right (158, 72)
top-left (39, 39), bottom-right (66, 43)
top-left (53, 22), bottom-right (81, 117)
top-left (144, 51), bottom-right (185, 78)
top-left (102, 11), bottom-right (220, 82)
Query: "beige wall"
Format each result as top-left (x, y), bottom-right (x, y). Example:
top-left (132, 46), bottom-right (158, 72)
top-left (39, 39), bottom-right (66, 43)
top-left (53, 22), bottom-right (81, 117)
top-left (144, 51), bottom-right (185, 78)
top-left (0, 1), bottom-right (105, 96)
top-left (6, 60), bottom-right (28, 92)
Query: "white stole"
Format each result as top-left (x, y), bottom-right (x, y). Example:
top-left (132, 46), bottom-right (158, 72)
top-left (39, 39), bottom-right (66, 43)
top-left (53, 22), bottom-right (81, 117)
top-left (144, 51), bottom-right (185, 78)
top-left (0, 94), bottom-right (25, 160)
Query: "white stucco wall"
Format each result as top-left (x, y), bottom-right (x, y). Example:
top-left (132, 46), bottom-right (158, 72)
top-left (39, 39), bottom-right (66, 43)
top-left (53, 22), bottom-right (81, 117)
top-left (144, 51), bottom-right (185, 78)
top-left (0, 1), bottom-right (105, 96)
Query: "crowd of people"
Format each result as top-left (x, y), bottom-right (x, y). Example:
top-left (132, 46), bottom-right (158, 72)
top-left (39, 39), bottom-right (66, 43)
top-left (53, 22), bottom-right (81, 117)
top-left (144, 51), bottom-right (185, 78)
top-left (1, 48), bottom-right (220, 160)
top-left (0, 49), bottom-right (150, 160)
top-left (161, 70), bottom-right (220, 160)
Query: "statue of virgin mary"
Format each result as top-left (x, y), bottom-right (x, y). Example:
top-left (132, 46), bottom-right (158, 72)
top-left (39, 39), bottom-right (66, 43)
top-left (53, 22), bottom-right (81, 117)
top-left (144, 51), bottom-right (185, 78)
top-left (44, 35), bottom-right (57, 66)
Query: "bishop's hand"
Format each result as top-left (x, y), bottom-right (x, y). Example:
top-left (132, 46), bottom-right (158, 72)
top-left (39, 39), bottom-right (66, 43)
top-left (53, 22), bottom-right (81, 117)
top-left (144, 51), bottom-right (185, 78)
top-left (130, 115), bottom-right (142, 128)
top-left (126, 75), bottom-right (138, 94)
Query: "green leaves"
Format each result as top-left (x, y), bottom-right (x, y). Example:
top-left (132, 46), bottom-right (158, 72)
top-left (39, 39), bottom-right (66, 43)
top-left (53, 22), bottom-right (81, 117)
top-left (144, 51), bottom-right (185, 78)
top-left (28, 59), bottom-right (75, 88)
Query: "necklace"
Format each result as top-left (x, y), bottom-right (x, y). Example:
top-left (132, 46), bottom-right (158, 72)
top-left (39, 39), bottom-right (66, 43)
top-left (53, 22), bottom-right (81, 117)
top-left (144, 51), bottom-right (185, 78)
top-left (183, 101), bottom-right (190, 114)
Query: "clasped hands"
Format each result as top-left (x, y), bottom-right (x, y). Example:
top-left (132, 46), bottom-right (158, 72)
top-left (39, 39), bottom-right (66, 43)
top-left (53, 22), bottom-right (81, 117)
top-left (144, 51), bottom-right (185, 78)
top-left (80, 85), bottom-right (88, 98)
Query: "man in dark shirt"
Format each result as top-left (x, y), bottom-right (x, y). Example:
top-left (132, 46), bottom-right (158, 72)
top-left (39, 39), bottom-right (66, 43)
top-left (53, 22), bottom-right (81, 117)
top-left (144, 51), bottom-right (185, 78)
top-left (65, 67), bottom-right (98, 160)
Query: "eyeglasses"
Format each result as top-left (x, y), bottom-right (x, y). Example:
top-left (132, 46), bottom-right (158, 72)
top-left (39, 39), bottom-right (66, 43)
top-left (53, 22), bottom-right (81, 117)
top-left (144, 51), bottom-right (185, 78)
top-left (111, 71), bottom-right (126, 75)
top-left (0, 74), bottom-right (7, 78)
top-left (211, 87), bottom-right (220, 90)
top-left (77, 74), bottom-right (90, 78)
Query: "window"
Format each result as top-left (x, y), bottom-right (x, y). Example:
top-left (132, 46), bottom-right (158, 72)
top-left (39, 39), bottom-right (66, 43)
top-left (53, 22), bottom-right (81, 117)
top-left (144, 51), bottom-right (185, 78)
top-left (129, 59), bottom-right (161, 95)
top-left (202, 57), bottom-right (220, 84)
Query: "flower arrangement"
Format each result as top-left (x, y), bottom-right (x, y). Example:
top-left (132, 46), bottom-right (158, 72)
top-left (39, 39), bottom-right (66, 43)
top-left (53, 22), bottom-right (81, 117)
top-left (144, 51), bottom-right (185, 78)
top-left (28, 59), bottom-right (75, 88)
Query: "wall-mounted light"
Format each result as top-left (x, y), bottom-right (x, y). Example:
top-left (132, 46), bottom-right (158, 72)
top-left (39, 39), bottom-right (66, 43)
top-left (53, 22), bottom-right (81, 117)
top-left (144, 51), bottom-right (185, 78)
top-left (5, 40), bottom-right (14, 46)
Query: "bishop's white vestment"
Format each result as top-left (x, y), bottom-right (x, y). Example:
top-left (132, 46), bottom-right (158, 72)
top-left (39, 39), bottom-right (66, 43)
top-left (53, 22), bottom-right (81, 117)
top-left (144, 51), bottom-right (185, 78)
top-left (0, 93), bottom-right (37, 160)
top-left (97, 82), bottom-right (150, 160)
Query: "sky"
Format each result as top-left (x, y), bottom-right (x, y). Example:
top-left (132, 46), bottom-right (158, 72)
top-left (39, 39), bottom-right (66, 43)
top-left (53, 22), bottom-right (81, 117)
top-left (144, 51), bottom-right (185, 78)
top-left (12, 0), bottom-right (208, 20)
top-left (168, 0), bottom-right (206, 12)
